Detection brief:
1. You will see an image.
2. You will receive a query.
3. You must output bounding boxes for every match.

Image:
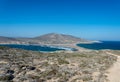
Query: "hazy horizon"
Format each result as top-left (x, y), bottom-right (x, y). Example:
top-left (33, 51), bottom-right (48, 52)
top-left (0, 0), bottom-right (120, 41)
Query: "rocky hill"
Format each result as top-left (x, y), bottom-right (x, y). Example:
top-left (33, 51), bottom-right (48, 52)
top-left (33, 33), bottom-right (88, 44)
top-left (0, 33), bottom-right (90, 45)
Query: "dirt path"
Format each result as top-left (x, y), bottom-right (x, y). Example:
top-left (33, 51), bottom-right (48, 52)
top-left (105, 51), bottom-right (120, 82)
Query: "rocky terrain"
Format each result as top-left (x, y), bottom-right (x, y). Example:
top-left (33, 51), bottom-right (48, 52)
top-left (0, 46), bottom-right (117, 82)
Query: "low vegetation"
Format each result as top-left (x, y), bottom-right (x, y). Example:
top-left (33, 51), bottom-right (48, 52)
top-left (0, 47), bottom-right (117, 82)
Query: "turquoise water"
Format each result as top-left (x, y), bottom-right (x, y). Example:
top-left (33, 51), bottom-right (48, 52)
top-left (0, 44), bottom-right (76, 52)
top-left (77, 41), bottom-right (120, 50)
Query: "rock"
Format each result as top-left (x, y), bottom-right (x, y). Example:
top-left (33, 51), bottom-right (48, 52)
top-left (27, 66), bottom-right (36, 70)
top-left (25, 71), bottom-right (39, 79)
top-left (7, 70), bottom-right (14, 74)
top-left (0, 74), bottom-right (14, 81)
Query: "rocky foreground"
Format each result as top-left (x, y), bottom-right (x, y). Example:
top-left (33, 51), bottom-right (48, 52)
top-left (0, 47), bottom-right (117, 82)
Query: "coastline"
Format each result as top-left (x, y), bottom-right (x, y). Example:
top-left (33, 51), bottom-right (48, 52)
top-left (0, 43), bottom-right (80, 52)
top-left (0, 40), bottom-right (102, 52)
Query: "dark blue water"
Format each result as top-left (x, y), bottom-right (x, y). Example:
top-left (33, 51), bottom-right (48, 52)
top-left (0, 44), bottom-right (65, 52)
top-left (77, 41), bottom-right (120, 50)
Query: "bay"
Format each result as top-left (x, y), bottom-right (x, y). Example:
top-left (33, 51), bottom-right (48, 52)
top-left (77, 41), bottom-right (120, 50)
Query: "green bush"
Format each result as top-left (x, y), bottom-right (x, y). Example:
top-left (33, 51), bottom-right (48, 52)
top-left (58, 58), bottom-right (69, 65)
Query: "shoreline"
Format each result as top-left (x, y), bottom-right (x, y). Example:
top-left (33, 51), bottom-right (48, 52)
top-left (0, 40), bottom-right (101, 52)
top-left (0, 43), bottom-right (81, 52)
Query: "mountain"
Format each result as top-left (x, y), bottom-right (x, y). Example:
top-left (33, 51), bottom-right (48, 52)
top-left (0, 33), bottom-right (90, 44)
top-left (33, 33), bottom-right (89, 44)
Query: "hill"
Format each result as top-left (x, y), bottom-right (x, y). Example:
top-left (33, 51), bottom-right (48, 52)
top-left (0, 33), bottom-right (90, 45)
top-left (33, 33), bottom-right (88, 44)
top-left (0, 36), bottom-right (19, 43)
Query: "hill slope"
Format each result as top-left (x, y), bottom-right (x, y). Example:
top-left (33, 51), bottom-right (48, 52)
top-left (0, 47), bottom-right (117, 82)
top-left (33, 33), bottom-right (88, 44)
top-left (0, 36), bottom-right (18, 43)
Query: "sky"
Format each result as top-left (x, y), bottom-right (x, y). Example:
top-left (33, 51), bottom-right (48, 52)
top-left (0, 0), bottom-right (120, 41)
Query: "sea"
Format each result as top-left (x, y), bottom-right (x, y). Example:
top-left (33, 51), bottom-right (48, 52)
top-left (77, 41), bottom-right (120, 50)
top-left (0, 44), bottom-right (76, 52)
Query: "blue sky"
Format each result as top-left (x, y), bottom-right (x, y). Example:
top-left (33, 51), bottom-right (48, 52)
top-left (0, 0), bottom-right (120, 40)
